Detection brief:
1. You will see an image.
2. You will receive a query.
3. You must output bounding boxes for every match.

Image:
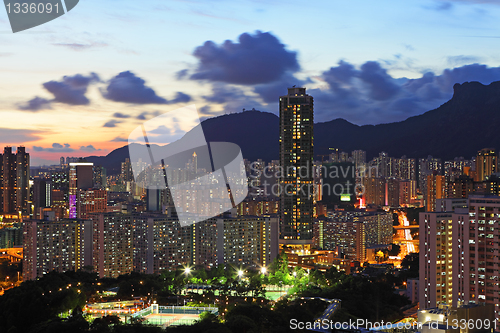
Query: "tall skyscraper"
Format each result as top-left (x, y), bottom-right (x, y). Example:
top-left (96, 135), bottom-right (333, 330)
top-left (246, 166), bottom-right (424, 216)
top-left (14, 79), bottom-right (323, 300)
top-left (0, 146), bottom-right (30, 214)
top-left (475, 148), bottom-right (497, 182)
top-left (351, 150), bottom-right (366, 168)
top-left (418, 156), bottom-right (442, 201)
top-left (420, 211), bottom-right (468, 309)
top-left (426, 173), bottom-right (446, 212)
top-left (420, 195), bottom-right (500, 320)
top-left (279, 87), bottom-right (314, 248)
top-left (69, 162), bottom-right (94, 218)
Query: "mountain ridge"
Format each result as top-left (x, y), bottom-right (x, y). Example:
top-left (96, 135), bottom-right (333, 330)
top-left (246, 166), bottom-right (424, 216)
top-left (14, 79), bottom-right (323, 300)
top-left (87, 80), bottom-right (500, 173)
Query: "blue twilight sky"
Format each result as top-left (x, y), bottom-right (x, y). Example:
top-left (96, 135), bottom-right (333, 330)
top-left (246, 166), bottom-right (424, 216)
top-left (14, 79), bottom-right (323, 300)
top-left (0, 0), bottom-right (500, 165)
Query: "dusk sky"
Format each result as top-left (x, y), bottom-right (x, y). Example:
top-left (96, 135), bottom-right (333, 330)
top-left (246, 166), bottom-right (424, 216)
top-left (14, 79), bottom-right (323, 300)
top-left (1, 0), bottom-right (500, 165)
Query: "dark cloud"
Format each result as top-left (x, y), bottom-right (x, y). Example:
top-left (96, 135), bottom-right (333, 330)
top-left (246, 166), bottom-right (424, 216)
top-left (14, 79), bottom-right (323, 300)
top-left (43, 73), bottom-right (100, 105)
top-left (359, 61), bottom-right (401, 101)
top-left (170, 92), bottom-right (192, 104)
top-left (80, 145), bottom-right (101, 152)
top-left (202, 84), bottom-right (247, 104)
top-left (19, 73), bottom-right (99, 110)
top-left (113, 112), bottom-right (130, 119)
top-left (136, 110), bottom-right (160, 120)
top-left (102, 71), bottom-right (167, 104)
top-left (18, 96), bottom-right (52, 111)
top-left (176, 69), bottom-right (188, 80)
top-left (201, 83), bottom-right (268, 115)
top-left (189, 31), bottom-right (299, 85)
top-left (102, 71), bottom-right (191, 105)
top-left (312, 61), bottom-right (500, 124)
top-left (136, 112), bottom-right (148, 120)
top-left (33, 143), bottom-right (74, 153)
top-left (103, 120), bottom-right (122, 128)
top-left (111, 136), bottom-right (129, 142)
top-left (447, 55), bottom-right (482, 66)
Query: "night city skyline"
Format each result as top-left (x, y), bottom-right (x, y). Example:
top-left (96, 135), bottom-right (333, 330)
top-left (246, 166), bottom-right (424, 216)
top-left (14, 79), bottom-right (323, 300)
top-left (1, 0), bottom-right (500, 165)
top-left (2, 1), bottom-right (500, 333)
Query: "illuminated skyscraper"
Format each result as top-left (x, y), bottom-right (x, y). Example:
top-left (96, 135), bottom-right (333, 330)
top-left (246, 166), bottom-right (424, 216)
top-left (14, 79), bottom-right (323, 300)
top-left (279, 87), bottom-right (314, 248)
top-left (419, 210), bottom-right (468, 309)
top-left (475, 148), bottom-right (497, 182)
top-left (426, 173), bottom-right (446, 212)
top-left (69, 162), bottom-right (93, 218)
top-left (0, 146), bottom-right (30, 214)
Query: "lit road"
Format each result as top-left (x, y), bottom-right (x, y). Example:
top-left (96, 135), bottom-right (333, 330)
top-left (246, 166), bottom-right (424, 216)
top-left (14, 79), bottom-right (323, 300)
top-left (0, 248), bottom-right (23, 262)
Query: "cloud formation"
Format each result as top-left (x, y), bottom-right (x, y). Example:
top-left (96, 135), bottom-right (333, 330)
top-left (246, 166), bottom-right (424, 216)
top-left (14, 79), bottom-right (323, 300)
top-left (32, 143), bottom-right (101, 153)
top-left (102, 71), bottom-right (191, 104)
top-left (52, 42), bottom-right (108, 51)
top-left (113, 112), bottom-right (130, 119)
top-left (103, 120), bottom-right (122, 128)
top-left (111, 136), bottom-right (128, 142)
top-left (18, 97), bottom-right (52, 111)
top-left (43, 73), bottom-right (100, 105)
top-left (80, 145), bottom-right (101, 152)
top-left (19, 73), bottom-right (100, 111)
top-left (311, 61), bottom-right (500, 124)
top-left (136, 110), bottom-right (161, 120)
top-left (201, 83), bottom-right (266, 116)
top-left (0, 128), bottom-right (44, 143)
top-left (188, 31), bottom-right (299, 85)
top-left (33, 143), bottom-right (74, 153)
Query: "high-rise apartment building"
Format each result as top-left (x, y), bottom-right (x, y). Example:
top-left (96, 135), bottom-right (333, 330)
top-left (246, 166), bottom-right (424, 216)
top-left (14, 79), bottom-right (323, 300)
top-left (69, 162), bottom-right (94, 218)
top-left (1, 146), bottom-right (30, 214)
top-left (362, 175), bottom-right (386, 206)
top-left (426, 174), bottom-right (446, 212)
top-left (420, 195), bottom-right (500, 320)
top-left (475, 148), bottom-right (497, 182)
top-left (419, 210), bottom-right (469, 310)
top-left (77, 188), bottom-right (107, 219)
top-left (313, 211), bottom-right (393, 261)
top-left (467, 196), bottom-right (500, 319)
top-left (23, 217), bottom-right (92, 280)
top-left (133, 213), bottom-right (193, 274)
top-left (194, 214), bottom-right (279, 269)
top-left (279, 87), bottom-right (314, 247)
top-left (419, 156), bottom-right (442, 200)
top-left (90, 212), bottom-right (133, 278)
top-left (93, 165), bottom-right (107, 190)
top-left (351, 150), bottom-right (366, 168)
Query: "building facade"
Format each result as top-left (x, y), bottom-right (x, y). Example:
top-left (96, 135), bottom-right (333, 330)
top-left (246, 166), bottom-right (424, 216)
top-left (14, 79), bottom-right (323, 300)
top-left (279, 87), bottom-right (314, 247)
top-left (1, 146), bottom-right (30, 214)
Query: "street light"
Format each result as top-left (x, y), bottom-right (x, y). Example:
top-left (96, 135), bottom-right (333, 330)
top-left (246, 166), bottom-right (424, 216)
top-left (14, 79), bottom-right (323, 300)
top-left (184, 267), bottom-right (191, 275)
top-left (260, 267), bottom-right (267, 274)
top-left (238, 270), bottom-right (244, 278)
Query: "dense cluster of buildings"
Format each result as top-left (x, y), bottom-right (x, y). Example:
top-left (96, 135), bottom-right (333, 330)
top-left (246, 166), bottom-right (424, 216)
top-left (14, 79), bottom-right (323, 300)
top-left (4, 87), bottom-right (500, 323)
top-left (23, 210), bottom-right (278, 279)
top-left (420, 196), bottom-right (500, 320)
